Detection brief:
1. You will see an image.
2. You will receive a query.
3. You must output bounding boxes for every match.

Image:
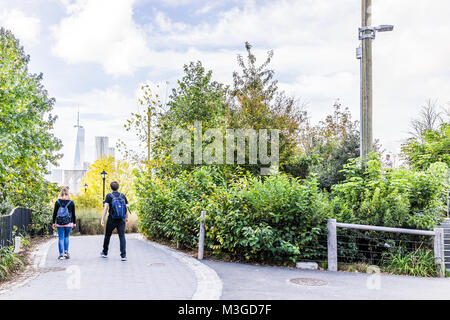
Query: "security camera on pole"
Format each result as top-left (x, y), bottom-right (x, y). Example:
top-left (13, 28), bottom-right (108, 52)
top-left (357, 0), bottom-right (393, 162)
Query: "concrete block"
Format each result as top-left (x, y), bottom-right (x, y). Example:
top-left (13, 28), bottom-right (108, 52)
top-left (296, 262), bottom-right (318, 270)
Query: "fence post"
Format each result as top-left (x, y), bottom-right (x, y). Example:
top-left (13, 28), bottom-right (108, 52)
top-left (434, 227), bottom-right (445, 278)
top-left (327, 219), bottom-right (338, 272)
top-left (198, 210), bottom-right (206, 260)
top-left (14, 236), bottom-right (21, 253)
top-left (7, 214), bottom-right (12, 245)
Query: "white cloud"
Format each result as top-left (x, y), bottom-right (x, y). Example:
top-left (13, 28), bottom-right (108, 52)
top-left (0, 9), bottom-right (40, 45)
top-left (51, 0), bottom-right (151, 76)
top-left (142, 0), bottom-right (450, 157)
top-left (45, 0), bottom-right (450, 160)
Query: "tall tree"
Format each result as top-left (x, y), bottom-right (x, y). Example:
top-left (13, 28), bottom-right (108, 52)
top-left (152, 61), bottom-right (228, 175)
top-left (117, 82), bottom-right (168, 169)
top-left (0, 28), bottom-right (62, 211)
top-left (73, 157), bottom-right (135, 210)
top-left (285, 102), bottom-right (361, 189)
top-left (402, 99), bottom-right (450, 170)
top-left (409, 100), bottom-right (446, 142)
top-left (228, 42), bottom-right (306, 173)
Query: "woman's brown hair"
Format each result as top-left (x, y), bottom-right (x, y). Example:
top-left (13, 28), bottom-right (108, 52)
top-left (58, 188), bottom-right (70, 200)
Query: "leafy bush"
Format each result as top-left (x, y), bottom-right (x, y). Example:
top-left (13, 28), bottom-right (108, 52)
top-left (0, 244), bottom-right (25, 281)
top-left (328, 155), bottom-right (447, 275)
top-left (30, 211), bottom-right (52, 236)
top-left (0, 200), bottom-right (13, 216)
top-left (136, 166), bottom-right (329, 264)
top-left (330, 155), bottom-right (447, 229)
top-left (401, 123), bottom-right (450, 171)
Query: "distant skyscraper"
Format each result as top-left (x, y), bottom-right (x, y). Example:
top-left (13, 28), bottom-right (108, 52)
top-left (73, 111), bottom-right (85, 170)
top-left (108, 147), bottom-right (115, 159)
top-left (95, 136), bottom-right (109, 159)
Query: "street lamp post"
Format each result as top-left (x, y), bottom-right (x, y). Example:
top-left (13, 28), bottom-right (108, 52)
top-left (357, 0), bottom-right (393, 162)
top-left (101, 170), bottom-right (107, 201)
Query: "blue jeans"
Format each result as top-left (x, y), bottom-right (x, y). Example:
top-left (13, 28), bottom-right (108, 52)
top-left (57, 226), bottom-right (72, 255)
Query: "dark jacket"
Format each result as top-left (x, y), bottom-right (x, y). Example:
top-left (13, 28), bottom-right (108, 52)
top-left (53, 199), bottom-right (76, 225)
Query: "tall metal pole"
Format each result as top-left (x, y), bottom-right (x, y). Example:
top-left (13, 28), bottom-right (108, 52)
top-left (361, 0), bottom-right (373, 161)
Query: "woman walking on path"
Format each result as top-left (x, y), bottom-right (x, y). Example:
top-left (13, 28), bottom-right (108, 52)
top-left (52, 188), bottom-right (76, 260)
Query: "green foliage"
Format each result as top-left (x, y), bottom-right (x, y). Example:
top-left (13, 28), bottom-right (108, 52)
top-left (130, 44), bottom-right (448, 277)
top-left (228, 42), bottom-right (306, 173)
top-left (330, 154), bottom-right (447, 229)
top-left (142, 44), bottom-right (306, 179)
top-left (402, 123), bottom-right (450, 170)
top-left (118, 82), bottom-right (168, 168)
top-left (209, 174), bottom-right (329, 263)
top-left (151, 61), bottom-right (228, 176)
top-left (30, 211), bottom-right (52, 235)
top-left (0, 197), bottom-right (12, 216)
top-left (0, 28), bottom-right (62, 222)
top-left (290, 102), bottom-right (361, 190)
top-left (0, 244), bottom-right (24, 281)
top-left (136, 167), bottom-right (329, 264)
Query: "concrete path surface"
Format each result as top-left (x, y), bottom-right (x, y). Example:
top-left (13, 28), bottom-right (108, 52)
top-left (1, 234), bottom-right (449, 300)
top-left (0, 234), bottom-right (200, 299)
top-left (203, 260), bottom-right (450, 300)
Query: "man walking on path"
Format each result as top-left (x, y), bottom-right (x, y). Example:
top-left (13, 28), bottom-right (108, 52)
top-left (101, 181), bottom-right (130, 261)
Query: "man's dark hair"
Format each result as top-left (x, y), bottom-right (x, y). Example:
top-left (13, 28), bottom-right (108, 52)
top-left (110, 181), bottom-right (120, 191)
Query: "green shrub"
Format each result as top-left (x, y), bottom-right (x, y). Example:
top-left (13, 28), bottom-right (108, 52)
top-left (0, 245), bottom-right (25, 281)
top-left (136, 166), bottom-right (329, 264)
top-left (330, 155), bottom-right (447, 229)
top-left (328, 155), bottom-right (447, 272)
top-left (0, 200), bottom-right (13, 216)
top-left (136, 155), bottom-right (447, 272)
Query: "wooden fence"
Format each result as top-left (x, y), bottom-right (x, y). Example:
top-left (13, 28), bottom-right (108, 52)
top-left (0, 207), bottom-right (32, 246)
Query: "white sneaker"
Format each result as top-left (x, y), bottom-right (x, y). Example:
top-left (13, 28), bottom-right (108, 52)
top-left (121, 256), bottom-right (127, 261)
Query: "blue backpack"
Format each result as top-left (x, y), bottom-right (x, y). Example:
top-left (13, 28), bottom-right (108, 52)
top-left (56, 200), bottom-right (72, 225)
top-left (111, 193), bottom-right (127, 220)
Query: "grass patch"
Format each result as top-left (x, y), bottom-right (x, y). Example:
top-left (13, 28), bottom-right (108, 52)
top-left (0, 234), bottom-right (31, 282)
top-left (381, 248), bottom-right (438, 277)
top-left (77, 209), bottom-right (138, 235)
top-left (339, 262), bottom-right (372, 273)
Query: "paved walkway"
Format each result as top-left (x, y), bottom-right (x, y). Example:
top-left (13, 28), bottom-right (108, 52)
top-left (204, 260), bottom-right (450, 300)
top-left (1, 234), bottom-right (450, 299)
top-left (0, 234), bottom-right (198, 299)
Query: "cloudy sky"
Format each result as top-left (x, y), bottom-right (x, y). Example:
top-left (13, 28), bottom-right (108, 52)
top-left (1, 0), bottom-right (449, 169)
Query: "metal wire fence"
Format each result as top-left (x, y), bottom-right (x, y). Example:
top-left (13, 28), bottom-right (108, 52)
top-left (293, 220), bottom-right (444, 277)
